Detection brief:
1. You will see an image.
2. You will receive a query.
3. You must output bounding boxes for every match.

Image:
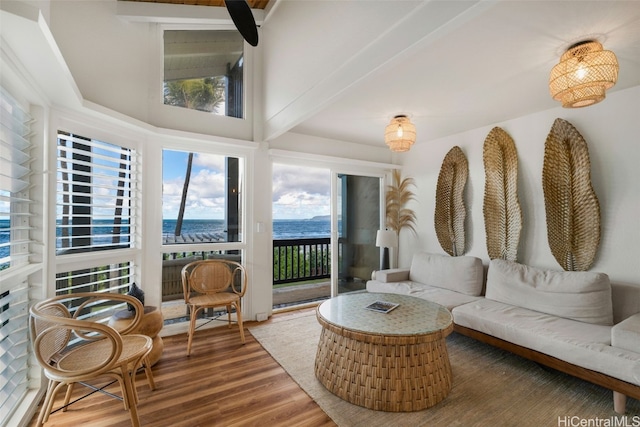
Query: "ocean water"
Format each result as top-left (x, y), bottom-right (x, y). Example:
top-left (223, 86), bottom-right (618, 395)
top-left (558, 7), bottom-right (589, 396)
top-left (0, 218), bottom-right (333, 260)
top-left (162, 218), bottom-right (333, 240)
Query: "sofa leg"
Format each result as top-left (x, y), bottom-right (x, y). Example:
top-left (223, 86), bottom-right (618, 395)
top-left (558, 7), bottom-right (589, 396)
top-left (613, 391), bottom-right (627, 414)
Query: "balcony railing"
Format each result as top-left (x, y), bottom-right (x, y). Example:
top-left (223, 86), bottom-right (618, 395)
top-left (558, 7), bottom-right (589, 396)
top-left (161, 238), bottom-right (331, 300)
top-left (273, 238), bottom-right (331, 285)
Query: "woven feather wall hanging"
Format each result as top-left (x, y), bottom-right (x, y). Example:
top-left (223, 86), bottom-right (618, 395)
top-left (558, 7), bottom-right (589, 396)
top-left (542, 118), bottom-right (601, 271)
top-left (482, 127), bottom-right (522, 261)
top-left (435, 146), bottom-right (468, 256)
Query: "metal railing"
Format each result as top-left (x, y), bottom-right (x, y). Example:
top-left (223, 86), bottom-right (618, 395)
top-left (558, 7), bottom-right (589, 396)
top-left (273, 238), bottom-right (330, 285)
top-left (160, 238), bottom-right (332, 300)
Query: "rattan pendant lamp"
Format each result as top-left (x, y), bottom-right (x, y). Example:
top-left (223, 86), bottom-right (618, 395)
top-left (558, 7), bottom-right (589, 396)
top-left (385, 115), bottom-right (416, 152)
top-left (549, 40), bottom-right (619, 108)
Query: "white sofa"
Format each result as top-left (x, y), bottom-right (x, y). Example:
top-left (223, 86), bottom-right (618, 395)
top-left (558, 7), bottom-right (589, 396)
top-left (366, 252), bottom-right (640, 413)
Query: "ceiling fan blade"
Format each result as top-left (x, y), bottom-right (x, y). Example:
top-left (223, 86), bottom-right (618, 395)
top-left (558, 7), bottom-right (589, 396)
top-left (224, 0), bottom-right (259, 47)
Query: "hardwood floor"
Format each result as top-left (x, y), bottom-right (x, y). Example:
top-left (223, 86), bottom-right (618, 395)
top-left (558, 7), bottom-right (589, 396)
top-left (28, 308), bottom-right (336, 427)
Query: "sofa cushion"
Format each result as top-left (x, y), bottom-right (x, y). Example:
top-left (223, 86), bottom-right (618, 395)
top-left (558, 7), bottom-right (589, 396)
top-left (612, 313), bottom-right (640, 353)
top-left (452, 299), bottom-right (640, 386)
top-left (375, 268), bottom-right (410, 283)
top-left (485, 259), bottom-right (613, 326)
top-left (408, 252), bottom-right (483, 296)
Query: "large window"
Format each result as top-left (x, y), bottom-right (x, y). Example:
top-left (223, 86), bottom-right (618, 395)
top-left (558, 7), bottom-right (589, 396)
top-left (162, 149), bottom-right (243, 244)
top-left (163, 30), bottom-right (244, 118)
top-left (161, 149), bottom-right (244, 322)
top-left (56, 132), bottom-right (137, 255)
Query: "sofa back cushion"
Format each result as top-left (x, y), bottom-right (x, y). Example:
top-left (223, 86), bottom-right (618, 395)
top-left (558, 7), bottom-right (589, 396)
top-left (485, 259), bottom-right (613, 325)
top-left (409, 252), bottom-right (484, 296)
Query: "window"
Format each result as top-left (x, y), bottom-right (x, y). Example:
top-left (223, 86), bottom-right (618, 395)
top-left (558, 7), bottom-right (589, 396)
top-left (0, 87), bottom-right (35, 426)
top-left (162, 149), bottom-right (243, 244)
top-left (56, 132), bottom-right (138, 255)
top-left (54, 131), bottom-right (139, 333)
top-left (55, 262), bottom-right (133, 296)
top-left (163, 30), bottom-right (244, 118)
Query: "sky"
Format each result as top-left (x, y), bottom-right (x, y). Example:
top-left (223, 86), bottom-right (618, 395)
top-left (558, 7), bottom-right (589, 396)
top-left (162, 150), bottom-right (331, 220)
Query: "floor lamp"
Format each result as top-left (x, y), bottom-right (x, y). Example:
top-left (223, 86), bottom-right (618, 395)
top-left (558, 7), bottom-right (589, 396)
top-left (376, 229), bottom-right (398, 270)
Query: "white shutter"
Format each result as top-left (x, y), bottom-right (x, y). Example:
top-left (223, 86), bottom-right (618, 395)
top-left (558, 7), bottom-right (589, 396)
top-left (0, 87), bottom-right (34, 425)
top-left (56, 132), bottom-right (138, 255)
top-left (55, 261), bottom-right (134, 295)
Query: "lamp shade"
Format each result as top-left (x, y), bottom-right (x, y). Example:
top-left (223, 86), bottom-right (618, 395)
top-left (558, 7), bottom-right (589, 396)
top-left (375, 229), bottom-right (398, 248)
top-left (384, 115), bottom-right (416, 152)
top-left (549, 41), bottom-right (618, 108)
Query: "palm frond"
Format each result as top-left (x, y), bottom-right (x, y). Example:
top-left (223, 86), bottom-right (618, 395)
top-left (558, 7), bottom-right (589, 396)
top-left (385, 170), bottom-right (417, 235)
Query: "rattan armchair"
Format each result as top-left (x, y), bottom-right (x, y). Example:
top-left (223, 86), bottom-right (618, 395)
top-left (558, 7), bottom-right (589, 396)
top-left (181, 259), bottom-right (248, 355)
top-left (29, 292), bottom-right (156, 427)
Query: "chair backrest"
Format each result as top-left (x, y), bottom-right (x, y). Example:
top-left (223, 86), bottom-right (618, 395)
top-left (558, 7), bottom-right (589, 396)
top-left (30, 304), bottom-right (123, 380)
top-left (29, 302), bottom-right (72, 366)
top-left (182, 259), bottom-right (247, 302)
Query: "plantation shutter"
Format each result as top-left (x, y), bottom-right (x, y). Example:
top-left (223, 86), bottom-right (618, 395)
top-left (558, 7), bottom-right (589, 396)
top-left (56, 132), bottom-right (137, 255)
top-left (0, 87), bottom-right (35, 425)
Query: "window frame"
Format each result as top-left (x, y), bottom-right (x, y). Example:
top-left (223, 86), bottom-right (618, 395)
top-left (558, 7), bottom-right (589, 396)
top-left (149, 24), bottom-right (255, 142)
top-left (55, 131), bottom-right (139, 256)
top-left (51, 113), bottom-right (144, 298)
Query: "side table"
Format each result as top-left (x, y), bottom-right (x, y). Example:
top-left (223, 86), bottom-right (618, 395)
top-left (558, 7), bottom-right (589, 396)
top-left (109, 306), bottom-right (164, 366)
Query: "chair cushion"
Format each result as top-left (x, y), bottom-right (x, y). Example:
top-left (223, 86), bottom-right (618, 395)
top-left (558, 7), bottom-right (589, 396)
top-left (408, 252), bottom-right (484, 296)
top-left (485, 259), bottom-right (613, 326)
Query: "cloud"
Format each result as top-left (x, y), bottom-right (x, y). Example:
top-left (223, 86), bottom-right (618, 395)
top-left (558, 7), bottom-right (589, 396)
top-left (272, 164), bottom-right (330, 219)
top-left (162, 156), bottom-right (332, 220)
top-left (272, 164), bottom-right (329, 200)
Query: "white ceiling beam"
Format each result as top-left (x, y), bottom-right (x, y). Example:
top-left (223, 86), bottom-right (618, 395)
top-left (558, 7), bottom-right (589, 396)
top-left (262, 0), bottom-right (497, 141)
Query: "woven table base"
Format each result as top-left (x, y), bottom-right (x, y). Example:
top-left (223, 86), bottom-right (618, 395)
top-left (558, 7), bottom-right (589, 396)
top-left (314, 322), bottom-right (452, 412)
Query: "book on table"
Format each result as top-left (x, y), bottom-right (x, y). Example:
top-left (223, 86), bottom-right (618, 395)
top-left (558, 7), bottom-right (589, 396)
top-left (365, 300), bottom-right (399, 314)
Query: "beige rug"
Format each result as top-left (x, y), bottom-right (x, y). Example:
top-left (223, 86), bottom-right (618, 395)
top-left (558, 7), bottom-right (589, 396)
top-left (249, 310), bottom-right (640, 427)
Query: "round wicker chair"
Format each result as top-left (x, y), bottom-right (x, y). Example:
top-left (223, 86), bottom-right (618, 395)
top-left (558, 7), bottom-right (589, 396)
top-left (29, 293), bottom-right (155, 427)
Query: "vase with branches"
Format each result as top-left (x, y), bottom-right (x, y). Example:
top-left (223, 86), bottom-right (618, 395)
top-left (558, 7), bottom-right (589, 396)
top-left (385, 170), bottom-right (417, 264)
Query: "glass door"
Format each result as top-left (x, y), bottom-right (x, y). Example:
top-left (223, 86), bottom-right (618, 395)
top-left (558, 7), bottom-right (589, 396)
top-left (332, 173), bottom-right (382, 296)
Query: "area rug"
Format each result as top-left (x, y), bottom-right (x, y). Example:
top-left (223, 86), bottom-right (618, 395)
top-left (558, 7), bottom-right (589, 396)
top-left (248, 310), bottom-right (640, 427)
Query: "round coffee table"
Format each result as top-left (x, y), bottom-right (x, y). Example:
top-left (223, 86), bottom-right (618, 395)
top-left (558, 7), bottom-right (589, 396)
top-left (314, 292), bottom-right (453, 412)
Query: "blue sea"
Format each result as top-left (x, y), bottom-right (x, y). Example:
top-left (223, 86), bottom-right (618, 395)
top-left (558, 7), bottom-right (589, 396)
top-left (0, 218), bottom-right (333, 260)
top-left (163, 218), bottom-right (332, 240)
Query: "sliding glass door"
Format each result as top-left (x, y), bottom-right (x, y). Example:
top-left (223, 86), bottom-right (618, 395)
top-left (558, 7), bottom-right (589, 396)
top-left (332, 173), bottom-right (382, 296)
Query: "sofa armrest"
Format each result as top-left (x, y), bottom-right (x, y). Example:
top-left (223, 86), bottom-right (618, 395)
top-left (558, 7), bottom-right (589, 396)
top-left (612, 313), bottom-right (640, 353)
top-left (374, 268), bottom-right (410, 283)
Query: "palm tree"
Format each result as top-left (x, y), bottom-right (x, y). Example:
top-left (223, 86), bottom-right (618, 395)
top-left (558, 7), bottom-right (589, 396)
top-left (164, 77), bottom-right (225, 113)
top-left (175, 152), bottom-right (194, 237)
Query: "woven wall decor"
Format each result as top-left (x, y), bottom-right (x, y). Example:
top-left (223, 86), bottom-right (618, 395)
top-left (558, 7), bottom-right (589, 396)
top-left (435, 146), bottom-right (468, 256)
top-left (482, 127), bottom-right (522, 261)
top-left (543, 118), bottom-right (601, 271)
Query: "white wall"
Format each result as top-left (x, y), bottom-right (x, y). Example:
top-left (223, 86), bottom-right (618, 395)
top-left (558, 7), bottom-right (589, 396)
top-left (48, 0), bottom-right (254, 141)
top-left (400, 85), bottom-right (640, 287)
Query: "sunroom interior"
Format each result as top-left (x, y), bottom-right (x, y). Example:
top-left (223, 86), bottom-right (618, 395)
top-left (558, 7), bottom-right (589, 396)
top-left (1, 0), bottom-right (639, 425)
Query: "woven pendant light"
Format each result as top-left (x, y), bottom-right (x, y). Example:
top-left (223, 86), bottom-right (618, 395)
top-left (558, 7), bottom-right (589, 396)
top-left (549, 40), bottom-right (618, 108)
top-left (384, 115), bottom-right (416, 152)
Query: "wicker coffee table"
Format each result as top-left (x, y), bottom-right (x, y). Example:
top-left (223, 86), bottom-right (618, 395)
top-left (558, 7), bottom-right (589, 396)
top-left (314, 292), bottom-right (453, 412)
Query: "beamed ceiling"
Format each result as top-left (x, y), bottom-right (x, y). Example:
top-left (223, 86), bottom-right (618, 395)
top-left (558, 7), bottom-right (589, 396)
top-left (116, 0), bottom-right (640, 149)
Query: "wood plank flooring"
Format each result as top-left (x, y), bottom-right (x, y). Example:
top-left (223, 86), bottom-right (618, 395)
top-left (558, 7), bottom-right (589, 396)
top-left (28, 309), bottom-right (336, 427)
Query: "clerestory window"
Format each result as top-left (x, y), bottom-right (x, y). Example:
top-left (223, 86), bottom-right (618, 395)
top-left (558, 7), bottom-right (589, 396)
top-left (163, 30), bottom-right (245, 119)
